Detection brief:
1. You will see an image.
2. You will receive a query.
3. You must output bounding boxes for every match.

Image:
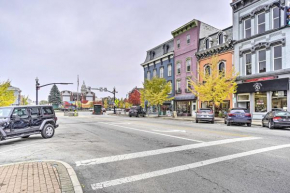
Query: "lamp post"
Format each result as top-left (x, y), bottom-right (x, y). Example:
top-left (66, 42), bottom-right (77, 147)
top-left (35, 77), bottom-right (73, 105)
top-left (87, 86), bottom-right (118, 114)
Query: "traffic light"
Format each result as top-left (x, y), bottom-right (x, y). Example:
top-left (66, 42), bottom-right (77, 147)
top-left (285, 6), bottom-right (290, 26)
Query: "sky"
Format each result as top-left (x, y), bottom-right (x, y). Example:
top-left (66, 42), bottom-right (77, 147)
top-left (0, 0), bottom-right (232, 101)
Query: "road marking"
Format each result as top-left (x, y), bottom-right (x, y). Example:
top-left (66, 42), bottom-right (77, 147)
top-left (152, 129), bottom-right (186, 133)
top-left (98, 122), bottom-right (204, 143)
top-left (0, 144), bottom-right (38, 154)
top-left (91, 143), bottom-right (290, 190)
top-left (75, 137), bottom-right (261, 166)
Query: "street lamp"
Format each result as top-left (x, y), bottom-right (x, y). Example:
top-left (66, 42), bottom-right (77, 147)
top-left (35, 77), bottom-right (73, 105)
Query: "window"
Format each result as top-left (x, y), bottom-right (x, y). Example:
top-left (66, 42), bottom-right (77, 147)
top-left (273, 7), bottom-right (280, 29)
top-left (153, 69), bottom-right (157, 77)
top-left (244, 19), bottom-right (251, 38)
top-left (31, 108), bottom-right (40, 118)
top-left (204, 65), bottom-right (211, 75)
top-left (258, 12), bottom-right (266, 34)
top-left (272, 91), bottom-right (287, 110)
top-left (258, 50), bottom-right (266, 73)
top-left (255, 92), bottom-right (267, 112)
top-left (168, 65), bottom-right (172, 76)
top-left (147, 71), bottom-right (150, 80)
top-left (205, 39), bottom-right (210, 49)
top-left (177, 39), bottom-right (180, 49)
top-left (176, 80), bottom-right (181, 92)
top-left (219, 62), bottom-right (225, 73)
top-left (12, 108), bottom-right (29, 118)
top-left (160, 67), bottom-right (164, 78)
top-left (274, 45), bottom-right (282, 70)
top-left (168, 81), bottom-right (172, 94)
top-left (245, 53), bottom-right (252, 75)
top-left (177, 63), bottom-right (181, 74)
top-left (186, 60), bottom-right (191, 72)
top-left (42, 107), bottom-right (53, 115)
top-left (187, 79), bottom-right (192, 90)
top-left (187, 35), bottom-right (190, 44)
top-left (218, 33), bottom-right (224, 44)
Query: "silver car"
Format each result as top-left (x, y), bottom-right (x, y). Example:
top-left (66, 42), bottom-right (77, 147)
top-left (196, 108), bottom-right (214, 124)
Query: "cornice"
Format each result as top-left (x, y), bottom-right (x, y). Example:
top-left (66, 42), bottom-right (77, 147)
top-left (140, 52), bottom-right (174, 67)
top-left (171, 20), bottom-right (199, 37)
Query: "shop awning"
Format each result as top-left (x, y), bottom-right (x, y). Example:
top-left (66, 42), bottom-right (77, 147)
top-left (174, 95), bottom-right (196, 101)
top-left (237, 78), bottom-right (289, 93)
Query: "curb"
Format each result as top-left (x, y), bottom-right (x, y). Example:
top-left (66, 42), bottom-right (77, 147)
top-left (0, 160), bottom-right (83, 193)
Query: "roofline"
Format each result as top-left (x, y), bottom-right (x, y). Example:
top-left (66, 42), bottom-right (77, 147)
top-left (140, 51), bottom-right (174, 67)
top-left (199, 26), bottom-right (233, 41)
top-left (145, 38), bottom-right (174, 52)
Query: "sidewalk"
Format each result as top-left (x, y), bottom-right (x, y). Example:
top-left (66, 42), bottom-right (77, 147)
top-left (0, 161), bottom-right (82, 193)
top-left (110, 113), bottom-right (262, 126)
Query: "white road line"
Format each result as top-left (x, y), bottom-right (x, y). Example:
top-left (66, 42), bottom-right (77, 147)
top-left (76, 137), bottom-right (261, 167)
top-left (91, 144), bottom-right (290, 190)
top-left (98, 122), bottom-right (204, 143)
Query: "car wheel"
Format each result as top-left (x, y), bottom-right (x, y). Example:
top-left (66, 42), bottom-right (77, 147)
top-left (247, 123), bottom-right (251, 127)
top-left (129, 114), bottom-right (132, 117)
top-left (211, 121), bottom-right (214, 124)
top-left (227, 121), bottom-right (231, 126)
top-left (262, 121), bottom-right (265, 127)
top-left (268, 121), bottom-right (274, 129)
top-left (143, 114), bottom-right (145, 117)
top-left (136, 113), bottom-right (139, 117)
top-left (21, 135), bottom-right (30, 139)
top-left (41, 124), bottom-right (55, 139)
top-left (224, 120), bottom-right (227, 124)
top-left (196, 119), bottom-right (198, 123)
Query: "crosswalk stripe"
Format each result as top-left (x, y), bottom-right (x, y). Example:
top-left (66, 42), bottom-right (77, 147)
top-left (91, 144), bottom-right (290, 190)
top-left (75, 137), bottom-right (261, 166)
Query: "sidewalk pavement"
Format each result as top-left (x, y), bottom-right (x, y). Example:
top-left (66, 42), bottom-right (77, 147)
top-left (110, 113), bottom-right (262, 126)
top-left (0, 161), bottom-right (82, 193)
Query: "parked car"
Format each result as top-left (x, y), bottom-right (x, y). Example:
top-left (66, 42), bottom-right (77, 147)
top-left (129, 106), bottom-right (146, 117)
top-left (102, 108), bottom-right (106, 113)
top-left (224, 108), bottom-right (252, 127)
top-left (196, 108), bottom-right (214, 123)
top-left (262, 111), bottom-right (290, 129)
top-left (0, 105), bottom-right (58, 141)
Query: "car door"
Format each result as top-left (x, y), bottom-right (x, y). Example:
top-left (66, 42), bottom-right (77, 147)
top-left (30, 107), bottom-right (42, 130)
top-left (11, 108), bottom-right (31, 133)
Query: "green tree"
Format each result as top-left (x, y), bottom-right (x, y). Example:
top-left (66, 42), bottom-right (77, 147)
top-left (188, 56), bottom-right (238, 114)
top-left (119, 98), bottom-right (124, 109)
top-left (48, 84), bottom-right (62, 105)
top-left (0, 81), bottom-right (16, 107)
top-left (21, 95), bottom-right (29, 105)
top-left (143, 77), bottom-right (173, 116)
top-left (39, 100), bottom-right (48, 105)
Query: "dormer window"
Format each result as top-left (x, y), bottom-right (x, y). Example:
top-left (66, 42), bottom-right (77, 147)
top-left (205, 39), bottom-right (210, 49)
top-left (163, 44), bottom-right (169, 54)
top-left (149, 51), bottom-right (155, 60)
top-left (218, 33), bottom-right (224, 44)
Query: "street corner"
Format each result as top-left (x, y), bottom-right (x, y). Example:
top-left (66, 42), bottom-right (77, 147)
top-left (0, 160), bottom-right (83, 193)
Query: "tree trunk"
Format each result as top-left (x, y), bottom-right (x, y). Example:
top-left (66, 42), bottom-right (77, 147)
top-left (212, 101), bottom-right (215, 117)
top-left (158, 105), bottom-right (160, 117)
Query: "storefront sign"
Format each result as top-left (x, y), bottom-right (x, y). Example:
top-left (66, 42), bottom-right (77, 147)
top-left (244, 76), bottom-right (275, 83)
top-left (237, 78), bottom-right (289, 93)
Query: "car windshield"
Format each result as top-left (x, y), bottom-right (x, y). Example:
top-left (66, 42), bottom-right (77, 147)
top-left (0, 108), bottom-right (12, 117)
top-left (275, 111), bottom-right (290, 116)
top-left (230, 109), bottom-right (249, 113)
top-left (198, 109), bottom-right (211, 113)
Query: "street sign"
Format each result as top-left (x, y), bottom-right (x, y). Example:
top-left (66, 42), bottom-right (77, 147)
top-left (115, 99), bottom-right (119, 107)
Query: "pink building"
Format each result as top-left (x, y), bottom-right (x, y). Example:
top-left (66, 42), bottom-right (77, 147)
top-left (172, 19), bottom-right (219, 116)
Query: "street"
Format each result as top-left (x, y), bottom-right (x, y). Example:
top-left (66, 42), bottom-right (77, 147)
top-left (1, 113), bottom-right (290, 193)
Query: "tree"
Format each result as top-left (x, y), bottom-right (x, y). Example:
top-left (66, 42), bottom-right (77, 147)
top-left (0, 81), bottom-right (16, 107)
top-left (39, 100), bottom-right (48, 105)
top-left (119, 98), bottom-right (124, 109)
top-left (142, 77), bottom-right (173, 116)
top-left (103, 99), bottom-right (108, 109)
top-left (128, 88), bottom-right (141, 106)
top-left (20, 95), bottom-right (29, 105)
top-left (188, 56), bottom-right (238, 114)
top-left (48, 84), bottom-right (62, 105)
top-left (140, 89), bottom-right (146, 108)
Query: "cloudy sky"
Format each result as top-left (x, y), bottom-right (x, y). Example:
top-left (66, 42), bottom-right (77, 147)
top-left (0, 0), bottom-right (232, 101)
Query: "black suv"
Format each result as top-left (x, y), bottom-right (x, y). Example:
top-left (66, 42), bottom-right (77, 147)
top-left (129, 106), bottom-right (146, 117)
top-left (0, 105), bottom-right (58, 141)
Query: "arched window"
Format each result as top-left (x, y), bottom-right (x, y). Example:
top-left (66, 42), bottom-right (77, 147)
top-left (186, 59), bottom-right (191, 72)
top-left (160, 67), bottom-right (164, 78)
top-left (168, 65), bottom-right (172, 76)
top-left (153, 69), bottom-right (157, 77)
top-left (177, 63), bottom-right (181, 74)
top-left (219, 62), bottom-right (225, 73)
top-left (147, 71), bottom-right (150, 80)
top-left (204, 65), bottom-right (211, 75)
top-left (218, 33), bottom-right (224, 44)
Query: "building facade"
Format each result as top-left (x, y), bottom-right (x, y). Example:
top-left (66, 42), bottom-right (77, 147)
top-left (61, 81), bottom-right (96, 103)
top-left (171, 19), bottom-right (219, 116)
top-left (231, 0), bottom-right (290, 119)
top-left (8, 86), bottom-right (21, 106)
top-left (141, 39), bottom-right (175, 112)
top-left (196, 26), bottom-right (235, 115)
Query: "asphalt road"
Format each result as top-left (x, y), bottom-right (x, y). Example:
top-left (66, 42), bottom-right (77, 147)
top-left (1, 112), bottom-right (290, 193)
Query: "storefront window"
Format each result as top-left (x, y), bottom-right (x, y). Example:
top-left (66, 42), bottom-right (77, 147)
top-left (176, 101), bottom-right (191, 116)
top-left (272, 91), bottom-right (287, 110)
top-left (255, 92), bottom-right (267, 112)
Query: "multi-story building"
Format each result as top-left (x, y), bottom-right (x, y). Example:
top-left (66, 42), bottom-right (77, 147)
top-left (8, 85), bottom-right (21, 106)
top-left (141, 39), bottom-right (175, 112)
top-left (231, 0), bottom-right (290, 119)
top-left (196, 26), bottom-right (235, 115)
top-left (171, 19), bottom-right (219, 116)
top-left (61, 81), bottom-right (96, 102)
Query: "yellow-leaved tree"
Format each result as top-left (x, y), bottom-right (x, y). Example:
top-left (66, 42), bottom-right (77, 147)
top-left (188, 56), bottom-right (238, 114)
top-left (0, 81), bottom-right (16, 107)
top-left (140, 89), bottom-right (145, 108)
top-left (103, 98), bottom-right (108, 109)
top-left (142, 77), bottom-right (174, 116)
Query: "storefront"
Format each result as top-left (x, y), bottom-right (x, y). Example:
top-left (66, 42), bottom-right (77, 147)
top-left (235, 78), bottom-right (289, 119)
top-left (201, 100), bottom-right (231, 117)
top-left (174, 95), bottom-right (197, 117)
